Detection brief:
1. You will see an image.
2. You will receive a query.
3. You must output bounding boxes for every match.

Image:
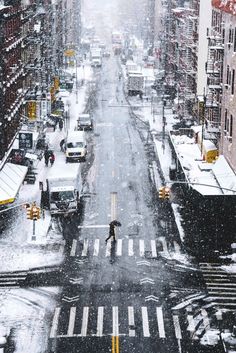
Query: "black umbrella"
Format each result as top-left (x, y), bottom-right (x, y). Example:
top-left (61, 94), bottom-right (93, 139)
top-left (110, 220), bottom-right (122, 227)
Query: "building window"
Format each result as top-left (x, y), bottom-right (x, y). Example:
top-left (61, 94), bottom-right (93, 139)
top-left (230, 114), bottom-right (233, 137)
top-left (232, 69), bottom-right (235, 95)
top-left (224, 110), bottom-right (228, 131)
top-left (234, 28), bottom-right (236, 51)
top-left (226, 65), bottom-right (230, 84)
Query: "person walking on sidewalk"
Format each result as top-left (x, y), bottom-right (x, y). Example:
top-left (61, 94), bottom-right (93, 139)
top-left (44, 149), bottom-right (50, 167)
top-left (59, 119), bottom-right (63, 131)
top-left (49, 152), bottom-right (55, 166)
top-left (60, 138), bottom-right (65, 152)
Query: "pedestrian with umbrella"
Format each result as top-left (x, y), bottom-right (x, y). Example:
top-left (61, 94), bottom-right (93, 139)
top-left (105, 220), bottom-right (122, 243)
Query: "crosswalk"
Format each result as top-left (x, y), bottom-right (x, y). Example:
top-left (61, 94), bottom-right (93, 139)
top-left (200, 262), bottom-right (236, 308)
top-left (70, 237), bottom-right (175, 258)
top-left (50, 305), bottom-right (196, 340)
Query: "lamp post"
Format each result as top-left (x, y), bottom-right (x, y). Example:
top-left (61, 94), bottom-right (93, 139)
top-left (75, 55), bottom-right (78, 104)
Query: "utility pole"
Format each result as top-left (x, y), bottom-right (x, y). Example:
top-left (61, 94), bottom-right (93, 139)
top-left (200, 88), bottom-right (206, 157)
top-left (75, 55), bottom-right (78, 104)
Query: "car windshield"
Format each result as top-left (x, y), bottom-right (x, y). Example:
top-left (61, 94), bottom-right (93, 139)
top-left (51, 191), bottom-right (74, 202)
top-left (80, 118), bottom-right (90, 123)
top-left (67, 142), bottom-right (84, 148)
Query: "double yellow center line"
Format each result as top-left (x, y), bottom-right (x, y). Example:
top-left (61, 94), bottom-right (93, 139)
top-left (112, 336), bottom-right (119, 353)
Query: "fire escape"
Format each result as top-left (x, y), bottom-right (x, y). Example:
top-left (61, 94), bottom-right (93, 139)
top-left (205, 26), bottom-right (224, 132)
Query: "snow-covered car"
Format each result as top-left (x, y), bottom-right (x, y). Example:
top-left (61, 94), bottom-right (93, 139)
top-left (77, 114), bottom-right (93, 131)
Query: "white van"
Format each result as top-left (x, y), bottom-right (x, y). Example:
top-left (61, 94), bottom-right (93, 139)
top-left (65, 131), bottom-right (87, 162)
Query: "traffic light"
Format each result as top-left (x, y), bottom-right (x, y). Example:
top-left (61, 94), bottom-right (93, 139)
top-left (164, 187), bottom-right (170, 199)
top-left (159, 187), bottom-right (165, 199)
top-left (26, 206), bottom-right (33, 220)
top-left (32, 206), bottom-right (40, 220)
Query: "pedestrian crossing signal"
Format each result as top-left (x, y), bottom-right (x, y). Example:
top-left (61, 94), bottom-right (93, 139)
top-left (26, 206), bottom-right (33, 220)
top-left (164, 187), bottom-right (170, 199)
top-left (158, 187), bottom-right (165, 199)
top-left (32, 206), bottom-right (41, 220)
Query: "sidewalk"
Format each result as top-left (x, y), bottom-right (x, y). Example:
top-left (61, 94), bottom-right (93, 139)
top-left (0, 63), bottom-right (92, 273)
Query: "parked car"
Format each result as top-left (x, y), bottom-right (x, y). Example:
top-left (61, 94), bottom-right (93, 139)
top-left (77, 114), bottom-right (93, 131)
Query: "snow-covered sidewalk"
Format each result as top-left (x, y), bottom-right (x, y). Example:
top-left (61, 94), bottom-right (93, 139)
top-left (0, 64), bottom-right (93, 273)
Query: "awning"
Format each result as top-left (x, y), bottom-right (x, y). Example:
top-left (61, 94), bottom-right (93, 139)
top-left (0, 163), bottom-right (28, 205)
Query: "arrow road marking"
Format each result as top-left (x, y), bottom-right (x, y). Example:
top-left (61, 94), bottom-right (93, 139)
top-left (75, 259), bottom-right (88, 265)
top-left (145, 295), bottom-right (159, 303)
top-left (62, 295), bottom-right (80, 303)
top-left (136, 260), bottom-right (150, 266)
top-left (69, 277), bottom-right (83, 285)
top-left (140, 278), bottom-right (155, 285)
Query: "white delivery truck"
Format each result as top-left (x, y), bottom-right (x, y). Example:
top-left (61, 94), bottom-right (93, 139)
top-left (65, 130), bottom-right (87, 162)
top-left (90, 48), bottom-right (102, 67)
top-left (127, 71), bottom-right (144, 96)
top-left (45, 165), bottom-right (82, 215)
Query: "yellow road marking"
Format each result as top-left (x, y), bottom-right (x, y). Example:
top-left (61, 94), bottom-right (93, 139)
top-left (112, 336), bottom-right (119, 353)
top-left (112, 336), bottom-right (115, 353)
top-left (116, 335), bottom-right (119, 352)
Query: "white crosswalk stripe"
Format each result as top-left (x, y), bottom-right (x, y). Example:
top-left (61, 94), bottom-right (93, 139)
top-left (70, 238), bottom-right (175, 258)
top-left (96, 306), bottom-right (104, 337)
top-left (139, 240), bottom-right (145, 257)
top-left (50, 305), bottom-right (198, 340)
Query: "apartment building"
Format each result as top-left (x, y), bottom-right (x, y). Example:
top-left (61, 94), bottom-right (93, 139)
top-left (214, 0), bottom-right (236, 171)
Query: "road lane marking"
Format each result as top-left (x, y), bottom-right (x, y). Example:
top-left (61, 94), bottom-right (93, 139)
top-left (96, 307), bottom-right (104, 337)
top-left (112, 336), bottom-right (115, 353)
top-left (142, 307), bottom-right (150, 337)
top-left (116, 335), bottom-right (119, 353)
top-left (70, 239), bottom-right (77, 257)
top-left (112, 170), bottom-right (115, 177)
top-left (156, 307), bottom-right (165, 338)
top-left (93, 239), bottom-right (100, 256)
top-left (67, 307), bottom-right (76, 336)
top-left (151, 240), bottom-right (157, 258)
top-left (139, 240), bottom-right (145, 257)
top-left (78, 225), bottom-right (109, 229)
top-left (158, 237), bottom-right (168, 253)
top-left (81, 239), bottom-right (89, 256)
top-left (187, 315), bottom-right (195, 333)
top-left (174, 241), bottom-right (181, 254)
top-left (128, 306), bottom-right (135, 337)
top-left (111, 192), bottom-right (117, 220)
top-left (50, 307), bottom-right (61, 338)
top-left (113, 306), bottom-right (119, 336)
top-left (106, 241), bottom-right (111, 256)
top-left (128, 239), bottom-right (134, 256)
top-left (116, 239), bottom-right (122, 256)
top-left (201, 309), bottom-right (210, 329)
top-left (173, 315), bottom-right (182, 339)
top-left (81, 307), bottom-right (89, 336)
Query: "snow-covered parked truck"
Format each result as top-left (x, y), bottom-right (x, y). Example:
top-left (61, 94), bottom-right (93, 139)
top-left (44, 166), bottom-right (82, 215)
top-left (127, 72), bottom-right (144, 96)
top-left (90, 48), bottom-right (102, 67)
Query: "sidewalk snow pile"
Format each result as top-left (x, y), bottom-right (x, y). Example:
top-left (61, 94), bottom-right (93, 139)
top-left (0, 63), bottom-right (93, 273)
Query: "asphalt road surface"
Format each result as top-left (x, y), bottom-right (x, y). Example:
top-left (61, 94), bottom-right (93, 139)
top-left (49, 54), bottom-right (203, 353)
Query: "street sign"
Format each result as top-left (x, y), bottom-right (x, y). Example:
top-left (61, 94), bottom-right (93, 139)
top-left (19, 132), bottom-right (33, 149)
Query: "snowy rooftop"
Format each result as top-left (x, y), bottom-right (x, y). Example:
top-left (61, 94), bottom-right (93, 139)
top-left (170, 129), bottom-right (236, 196)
